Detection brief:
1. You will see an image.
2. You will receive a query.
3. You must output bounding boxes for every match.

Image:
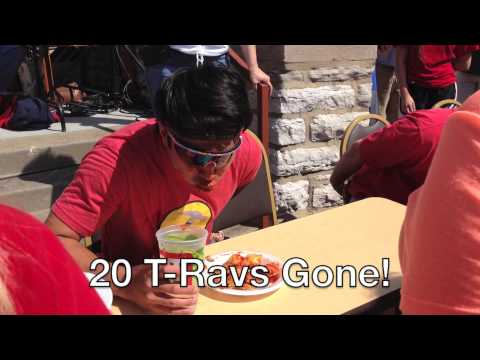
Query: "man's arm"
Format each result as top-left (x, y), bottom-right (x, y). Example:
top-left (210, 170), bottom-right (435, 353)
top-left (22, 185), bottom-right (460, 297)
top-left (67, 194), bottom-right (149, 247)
top-left (453, 53), bottom-right (472, 72)
top-left (330, 139), bottom-right (365, 196)
top-left (396, 46), bottom-right (416, 113)
top-left (239, 45), bottom-right (273, 95)
top-left (45, 212), bottom-right (131, 298)
top-left (45, 212), bottom-right (96, 270)
top-left (45, 211), bottom-right (198, 314)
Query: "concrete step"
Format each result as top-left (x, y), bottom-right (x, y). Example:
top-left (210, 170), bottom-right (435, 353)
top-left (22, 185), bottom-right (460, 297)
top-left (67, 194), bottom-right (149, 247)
top-left (0, 166), bottom-right (78, 213)
top-left (0, 112), bottom-right (139, 179)
top-left (31, 208), bottom-right (51, 223)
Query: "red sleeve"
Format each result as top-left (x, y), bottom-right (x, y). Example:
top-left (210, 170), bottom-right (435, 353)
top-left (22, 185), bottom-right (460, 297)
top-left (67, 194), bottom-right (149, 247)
top-left (454, 45), bottom-right (480, 58)
top-left (359, 117), bottom-right (421, 169)
top-left (237, 131), bottom-right (263, 190)
top-left (52, 137), bottom-right (127, 236)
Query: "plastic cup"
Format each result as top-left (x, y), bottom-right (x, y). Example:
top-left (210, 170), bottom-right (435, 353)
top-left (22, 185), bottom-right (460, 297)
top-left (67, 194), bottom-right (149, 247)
top-left (155, 225), bottom-right (208, 285)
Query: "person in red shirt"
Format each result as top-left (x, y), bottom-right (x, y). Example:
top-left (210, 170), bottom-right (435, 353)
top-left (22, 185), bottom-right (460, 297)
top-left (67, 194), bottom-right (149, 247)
top-left (399, 90), bottom-right (480, 314)
top-left (0, 204), bottom-right (110, 315)
top-left (396, 45), bottom-right (480, 113)
top-left (45, 64), bottom-right (262, 315)
top-left (330, 108), bottom-right (455, 205)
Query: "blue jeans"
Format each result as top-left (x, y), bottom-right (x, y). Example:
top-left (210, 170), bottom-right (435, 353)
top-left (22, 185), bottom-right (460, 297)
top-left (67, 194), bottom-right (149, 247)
top-left (145, 49), bottom-right (230, 115)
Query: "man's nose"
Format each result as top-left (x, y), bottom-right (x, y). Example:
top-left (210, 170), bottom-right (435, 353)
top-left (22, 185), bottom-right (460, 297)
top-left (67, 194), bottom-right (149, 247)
top-left (199, 161), bottom-right (217, 174)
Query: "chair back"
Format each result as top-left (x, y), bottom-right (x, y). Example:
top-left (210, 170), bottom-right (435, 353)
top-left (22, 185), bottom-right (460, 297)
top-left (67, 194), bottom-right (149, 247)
top-left (340, 114), bottom-right (390, 157)
top-left (431, 99), bottom-right (462, 109)
top-left (213, 129), bottom-right (278, 232)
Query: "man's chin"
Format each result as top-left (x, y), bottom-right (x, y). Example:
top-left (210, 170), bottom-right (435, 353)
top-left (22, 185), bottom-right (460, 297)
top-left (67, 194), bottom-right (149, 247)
top-left (192, 179), bottom-right (216, 192)
top-left (194, 183), bottom-right (215, 192)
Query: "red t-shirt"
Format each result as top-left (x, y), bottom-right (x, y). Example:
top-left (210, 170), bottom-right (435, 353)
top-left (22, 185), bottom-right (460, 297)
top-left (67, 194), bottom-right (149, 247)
top-left (52, 119), bottom-right (262, 265)
top-left (348, 108), bottom-right (455, 205)
top-left (406, 45), bottom-right (480, 88)
top-left (0, 204), bottom-right (110, 315)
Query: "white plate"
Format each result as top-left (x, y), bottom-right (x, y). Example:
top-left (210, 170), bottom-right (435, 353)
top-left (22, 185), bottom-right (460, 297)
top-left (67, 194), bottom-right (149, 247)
top-left (84, 272), bottom-right (113, 309)
top-left (203, 251), bottom-right (283, 297)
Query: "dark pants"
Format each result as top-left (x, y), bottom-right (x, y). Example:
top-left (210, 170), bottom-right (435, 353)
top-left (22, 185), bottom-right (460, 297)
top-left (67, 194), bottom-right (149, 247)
top-left (375, 63), bottom-right (401, 122)
top-left (407, 82), bottom-right (457, 110)
top-left (145, 49), bottom-right (230, 116)
top-left (0, 45), bottom-right (25, 93)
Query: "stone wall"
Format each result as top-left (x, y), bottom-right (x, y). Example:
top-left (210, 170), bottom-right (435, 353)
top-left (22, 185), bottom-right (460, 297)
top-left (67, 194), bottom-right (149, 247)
top-left (254, 45), bottom-right (376, 216)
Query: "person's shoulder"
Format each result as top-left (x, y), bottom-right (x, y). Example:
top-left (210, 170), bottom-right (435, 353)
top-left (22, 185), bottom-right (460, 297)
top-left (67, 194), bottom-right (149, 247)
top-left (232, 130), bottom-right (263, 174)
top-left (403, 109), bottom-right (454, 136)
top-left (103, 118), bottom-right (158, 141)
top-left (400, 108), bottom-right (453, 123)
top-left (240, 130), bottom-right (263, 157)
top-left (95, 118), bottom-right (158, 153)
top-left (387, 114), bottom-right (420, 131)
top-left (414, 108), bottom-right (455, 122)
top-left (364, 114), bottom-right (421, 142)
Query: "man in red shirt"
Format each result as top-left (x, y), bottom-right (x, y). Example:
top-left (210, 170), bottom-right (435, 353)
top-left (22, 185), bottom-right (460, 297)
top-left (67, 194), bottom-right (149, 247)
top-left (45, 65), bottom-right (262, 314)
top-left (0, 204), bottom-right (110, 315)
top-left (396, 45), bottom-right (480, 113)
top-left (330, 108), bottom-right (455, 205)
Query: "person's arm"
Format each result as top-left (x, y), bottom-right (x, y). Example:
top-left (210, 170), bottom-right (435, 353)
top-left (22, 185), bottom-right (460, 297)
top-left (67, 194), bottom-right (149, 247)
top-left (396, 46), bottom-right (416, 113)
top-left (330, 139), bottom-right (365, 196)
top-left (45, 212), bottom-right (130, 297)
top-left (45, 213), bottom-right (98, 270)
top-left (239, 45), bottom-right (273, 95)
top-left (453, 53), bottom-right (472, 72)
top-left (45, 211), bottom-right (198, 315)
top-left (452, 45), bottom-right (480, 72)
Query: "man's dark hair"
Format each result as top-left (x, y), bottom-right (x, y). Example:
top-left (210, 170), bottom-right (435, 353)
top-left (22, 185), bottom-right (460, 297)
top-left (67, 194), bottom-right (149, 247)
top-left (155, 64), bottom-right (253, 139)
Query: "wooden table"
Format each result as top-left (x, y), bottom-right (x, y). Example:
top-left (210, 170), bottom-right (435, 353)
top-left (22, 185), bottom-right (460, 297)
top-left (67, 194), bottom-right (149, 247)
top-left (112, 197), bottom-right (406, 315)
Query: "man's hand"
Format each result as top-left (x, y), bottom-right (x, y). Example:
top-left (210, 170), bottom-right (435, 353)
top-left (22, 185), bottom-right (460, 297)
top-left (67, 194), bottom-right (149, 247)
top-left (401, 90), bottom-right (416, 113)
top-left (46, 212), bottom-right (198, 315)
top-left (239, 45), bottom-right (273, 96)
top-left (249, 66), bottom-right (273, 95)
top-left (117, 263), bottom-right (198, 315)
top-left (330, 139), bottom-right (365, 200)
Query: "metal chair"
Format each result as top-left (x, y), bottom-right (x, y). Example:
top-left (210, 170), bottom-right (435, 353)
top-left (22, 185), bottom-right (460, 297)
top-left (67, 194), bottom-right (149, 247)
top-left (431, 99), bottom-right (462, 109)
top-left (213, 129), bottom-right (278, 233)
top-left (340, 113), bottom-right (390, 157)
